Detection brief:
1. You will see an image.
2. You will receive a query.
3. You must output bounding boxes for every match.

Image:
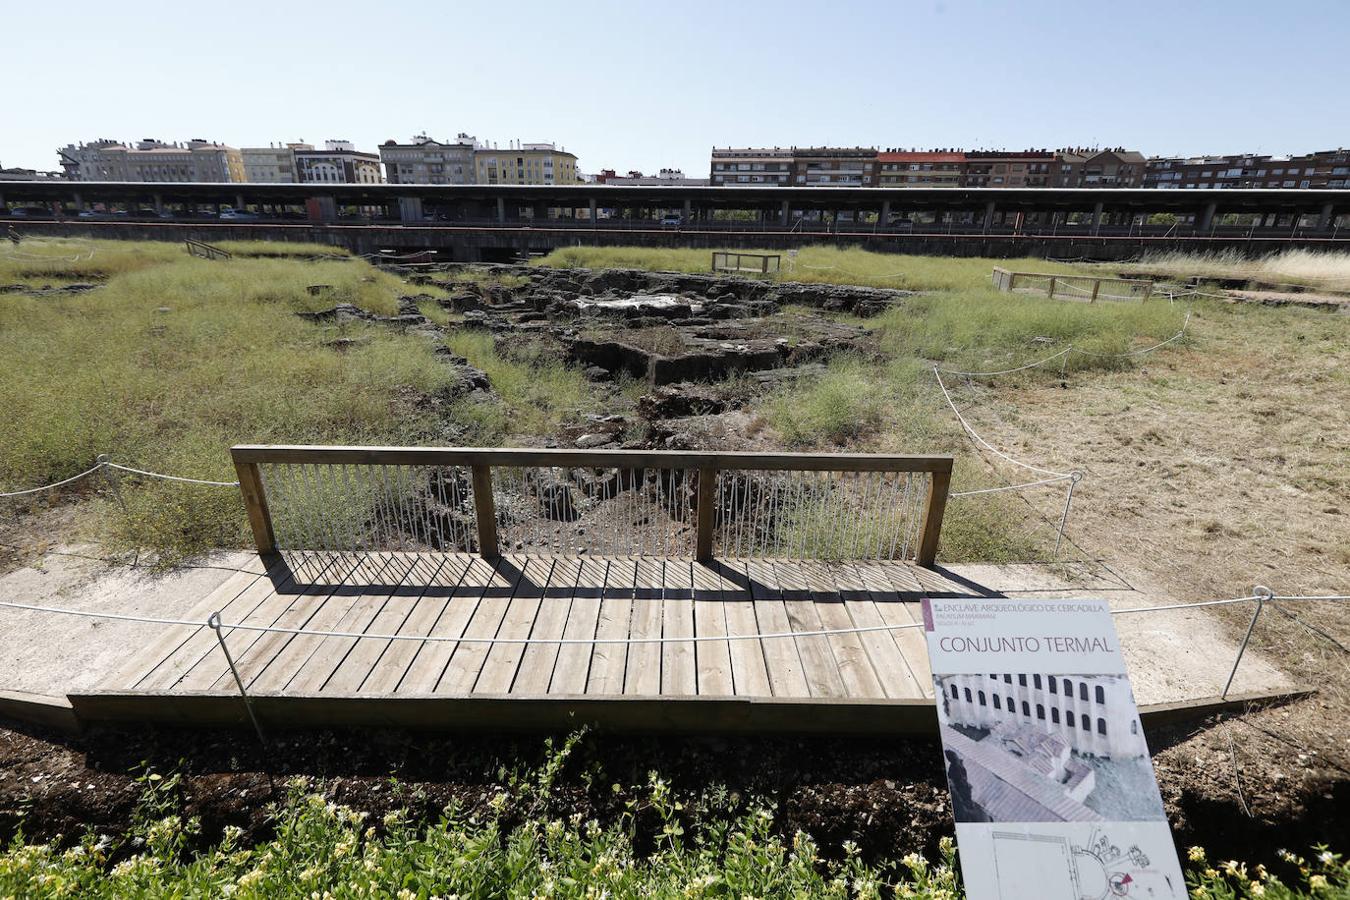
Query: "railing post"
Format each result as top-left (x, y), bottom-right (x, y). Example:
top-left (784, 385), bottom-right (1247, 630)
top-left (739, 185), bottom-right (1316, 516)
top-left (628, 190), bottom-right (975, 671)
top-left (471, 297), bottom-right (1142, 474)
top-left (232, 457), bottom-right (276, 554)
top-left (471, 464), bottom-right (499, 558)
top-left (1047, 276), bottom-right (1057, 299)
top-left (916, 465), bottom-right (952, 568)
top-left (1090, 279), bottom-right (1101, 302)
top-left (695, 466), bottom-right (716, 563)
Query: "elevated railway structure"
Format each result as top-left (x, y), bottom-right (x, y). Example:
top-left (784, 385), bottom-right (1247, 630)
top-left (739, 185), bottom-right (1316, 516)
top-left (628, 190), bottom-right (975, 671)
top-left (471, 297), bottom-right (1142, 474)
top-left (2, 181), bottom-right (1347, 260)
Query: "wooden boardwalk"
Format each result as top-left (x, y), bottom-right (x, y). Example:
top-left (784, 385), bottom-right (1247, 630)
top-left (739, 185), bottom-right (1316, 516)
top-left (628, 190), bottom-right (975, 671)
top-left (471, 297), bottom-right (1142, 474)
top-left (71, 552), bottom-right (988, 732)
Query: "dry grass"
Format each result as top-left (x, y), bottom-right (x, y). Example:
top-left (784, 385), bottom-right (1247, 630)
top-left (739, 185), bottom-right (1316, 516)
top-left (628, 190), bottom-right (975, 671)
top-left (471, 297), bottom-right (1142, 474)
top-left (1124, 248), bottom-right (1350, 292)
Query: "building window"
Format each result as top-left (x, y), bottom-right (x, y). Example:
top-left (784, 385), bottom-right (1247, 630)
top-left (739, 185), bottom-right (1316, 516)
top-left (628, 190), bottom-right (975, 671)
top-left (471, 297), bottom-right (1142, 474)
top-left (1051, 707), bottom-right (1060, 724)
top-left (1007, 696), bottom-right (1014, 711)
top-left (1081, 716), bottom-right (1090, 732)
top-left (964, 688), bottom-right (972, 702)
top-left (993, 695), bottom-right (1001, 710)
top-left (1095, 686), bottom-right (1105, 704)
top-left (1033, 675), bottom-right (1042, 690)
top-left (1097, 718), bottom-right (1107, 735)
top-left (1021, 701), bottom-right (1030, 717)
top-left (950, 684), bottom-right (958, 699)
top-left (1018, 675), bottom-right (1027, 687)
top-left (1003, 674), bottom-right (1012, 684)
top-left (1036, 704), bottom-right (1045, 720)
top-left (978, 691), bottom-right (986, 706)
top-left (1130, 720), bottom-right (1138, 735)
top-left (1066, 711), bottom-right (1075, 728)
top-left (1062, 679), bottom-right (1072, 698)
top-left (1049, 678), bottom-right (1057, 695)
top-left (1079, 683), bottom-right (1088, 702)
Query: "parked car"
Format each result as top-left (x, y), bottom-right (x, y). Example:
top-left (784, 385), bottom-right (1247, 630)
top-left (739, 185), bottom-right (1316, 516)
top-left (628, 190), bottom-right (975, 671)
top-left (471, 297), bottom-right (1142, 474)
top-left (219, 208), bottom-right (259, 221)
top-left (660, 213), bottom-right (683, 227)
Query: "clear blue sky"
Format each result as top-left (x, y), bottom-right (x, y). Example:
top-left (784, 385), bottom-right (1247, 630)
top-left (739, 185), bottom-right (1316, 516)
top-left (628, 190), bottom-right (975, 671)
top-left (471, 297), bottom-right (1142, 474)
top-left (6, 0), bottom-right (1348, 174)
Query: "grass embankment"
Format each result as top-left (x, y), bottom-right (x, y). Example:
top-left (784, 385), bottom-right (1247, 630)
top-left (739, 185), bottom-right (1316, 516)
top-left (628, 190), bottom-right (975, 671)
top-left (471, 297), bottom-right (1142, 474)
top-left (1, 755), bottom-right (1344, 899)
top-left (0, 242), bottom-right (492, 561)
top-left (534, 245), bottom-right (1104, 291)
top-left (214, 240), bottom-right (352, 258)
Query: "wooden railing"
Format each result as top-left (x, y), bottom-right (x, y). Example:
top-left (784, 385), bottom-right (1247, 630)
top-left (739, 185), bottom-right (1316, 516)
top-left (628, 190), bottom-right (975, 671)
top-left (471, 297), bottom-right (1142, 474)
top-left (992, 266), bottom-right (1153, 301)
top-left (231, 445), bottom-right (953, 567)
top-left (185, 239), bottom-right (232, 261)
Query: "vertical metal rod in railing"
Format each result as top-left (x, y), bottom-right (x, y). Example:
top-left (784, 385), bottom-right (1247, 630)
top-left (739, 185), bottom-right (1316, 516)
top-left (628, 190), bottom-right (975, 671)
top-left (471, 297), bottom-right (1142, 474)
top-left (1053, 472), bottom-right (1083, 558)
top-left (471, 464), bottom-right (499, 558)
top-left (916, 465), bottom-right (952, 567)
top-left (207, 612), bottom-right (267, 747)
top-left (231, 454), bottom-right (276, 554)
top-left (1222, 587), bottom-right (1272, 699)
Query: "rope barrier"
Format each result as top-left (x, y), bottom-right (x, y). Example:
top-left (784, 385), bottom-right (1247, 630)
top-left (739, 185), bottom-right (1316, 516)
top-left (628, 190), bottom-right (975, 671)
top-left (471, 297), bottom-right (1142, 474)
top-left (949, 476), bottom-right (1074, 497)
top-left (933, 312), bottom-right (1192, 377)
top-left (0, 460), bottom-right (239, 497)
top-left (932, 367), bottom-right (1074, 480)
top-left (0, 590), bottom-right (1342, 646)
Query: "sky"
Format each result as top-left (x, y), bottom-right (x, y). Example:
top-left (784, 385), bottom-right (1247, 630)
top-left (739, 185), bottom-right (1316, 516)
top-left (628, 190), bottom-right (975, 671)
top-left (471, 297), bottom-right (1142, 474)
top-left (5, 0), bottom-right (1349, 175)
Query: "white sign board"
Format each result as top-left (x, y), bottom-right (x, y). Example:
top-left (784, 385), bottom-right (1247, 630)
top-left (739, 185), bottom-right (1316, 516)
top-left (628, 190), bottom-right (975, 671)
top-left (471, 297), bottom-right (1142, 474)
top-left (921, 597), bottom-right (1185, 900)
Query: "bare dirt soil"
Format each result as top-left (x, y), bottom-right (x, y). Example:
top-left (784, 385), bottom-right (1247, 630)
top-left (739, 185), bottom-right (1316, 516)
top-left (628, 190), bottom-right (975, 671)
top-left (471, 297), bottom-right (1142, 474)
top-left (940, 301), bottom-right (1350, 840)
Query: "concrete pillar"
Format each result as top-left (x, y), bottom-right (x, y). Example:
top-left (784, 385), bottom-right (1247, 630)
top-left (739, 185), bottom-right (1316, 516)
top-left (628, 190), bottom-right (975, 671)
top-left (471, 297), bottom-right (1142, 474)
top-left (1317, 202), bottom-right (1334, 231)
top-left (1090, 201), bottom-right (1104, 234)
top-left (73, 191), bottom-right (84, 211)
top-left (398, 196), bottom-right (424, 224)
top-left (829, 209), bottom-right (839, 228)
top-left (236, 193), bottom-right (246, 212)
top-left (1198, 201), bottom-right (1217, 232)
top-left (532, 203), bottom-right (545, 222)
top-left (780, 200), bottom-right (790, 226)
top-left (153, 193), bottom-right (164, 214)
top-left (881, 199), bottom-right (891, 227)
top-left (682, 198), bottom-right (691, 223)
top-left (496, 197), bottom-right (506, 223)
top-left (588, 198), bottom-right (597, 222)
top-left (315, 196), bottom-right (337, 222)
top-left (982, 201), bottom-right (996, 233)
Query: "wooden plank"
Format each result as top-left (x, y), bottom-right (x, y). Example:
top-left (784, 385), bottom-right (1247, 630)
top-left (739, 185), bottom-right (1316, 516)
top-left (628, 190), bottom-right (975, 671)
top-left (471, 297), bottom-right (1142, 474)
top-left (394, 555), bottom-right (504, 693)
top-left (824, 563), bottom-right (922, 699)
top-left (340, 555), bottom-right (475, 694)
top-left (801, 562), bottom-right (886, 699)
top-left (624, 557), bottom-right (664, 695)
top-left (103, 563), bottom-right (268, 690)
top-left (860, 563), bottom-right (932, 695)
top-left (138, 554), bottom-right (340, 692)
top-left (586, 558), bottom-right (634, 695)
top-left (548, 558), bottom-right (608, 694)
top-left (660, 560), bottom-right (696, 696)
top-left (510, 557), bottom-right (581, 694)
top-left (233, 460), bottom-right (275, 554)
top-left (206, 554), bottom-right (381, 692)
top-left (743, 559), bottom-right (809, 698)
top-left (283, 553), bottom-right (447, 694)
top-left (473, 558), bottom-right (555, 693)
top-left (917, 469), bottom-right (951, 567)
top-left (690, 562), bottom-right (733, 696)
top-left (231, 444), bottom-right (956, 474)
top-left (433, 556), bottom-right (531, 694)
top-left (705, 562), bottom-right (770, 697)
top-left (245, 554), bottom-right (405, 693)
top-left (771, 561), bottom-right (846, 699)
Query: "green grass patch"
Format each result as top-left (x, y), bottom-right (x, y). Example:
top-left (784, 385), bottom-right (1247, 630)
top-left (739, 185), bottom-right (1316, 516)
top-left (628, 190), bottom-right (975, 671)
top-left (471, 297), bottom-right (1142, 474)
top-left (533, 245), bottom-right (1106, 292)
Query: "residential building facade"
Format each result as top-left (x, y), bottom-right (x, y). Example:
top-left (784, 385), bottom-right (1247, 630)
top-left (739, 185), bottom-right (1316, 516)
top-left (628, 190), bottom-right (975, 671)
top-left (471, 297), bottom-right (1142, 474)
top-left (877, 150), bottom-right (963, 187)
top-left (58, 139), bottom-right (245, 182)
top-left (963, 150), bottom-right (1054, 188)
top-left (294, 140), bottom-right (382, 184)
top-left (379, 134), bottom-right (479, 185)
top-left (595, 168), bottom-right (709, 186)
top-left (1144, 149), bottom-right (1350, 190)
top-left (474, 141), bottom-right (577, 185)
top-left (241, 144), bottom-right (302, 183)
top-left (792, 147), bottom-right (878, 187)
top-left (709, 147), bottom-right (795, 186)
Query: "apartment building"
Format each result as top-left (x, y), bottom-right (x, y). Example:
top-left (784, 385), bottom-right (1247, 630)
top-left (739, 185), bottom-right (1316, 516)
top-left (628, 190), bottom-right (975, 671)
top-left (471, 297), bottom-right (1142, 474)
top-left (294, 140), bottom-right (382, 184)
top-left (379, 134), bottom-right (479, 185)
top-left (792, 147), bottom-right (878, 187)
top-left (241, 144), bottom-right (302, 183)
top-left (58, 139), bottom-right (245, 182)
top-left (1145, 149), bottom-right (1350, 189)
top-left (963, 150), bottom-right (1054, 188)
top-left (709, 147), bottom-right (795, 186)
top-left (877, 150), bottom-right (963, 187)
top-left (474, 141), bottom-right (577, 185)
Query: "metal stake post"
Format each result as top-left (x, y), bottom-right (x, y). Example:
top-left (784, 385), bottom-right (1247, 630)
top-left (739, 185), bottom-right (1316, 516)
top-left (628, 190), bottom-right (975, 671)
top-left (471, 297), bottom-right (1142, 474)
top-left (1221, 586), bottom-right (1272, 699)
top-left (207, 611), bottom-right (267, 747)
top-left (1053, 472), bottom-right (1083, 558)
